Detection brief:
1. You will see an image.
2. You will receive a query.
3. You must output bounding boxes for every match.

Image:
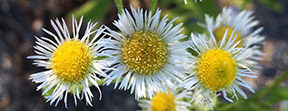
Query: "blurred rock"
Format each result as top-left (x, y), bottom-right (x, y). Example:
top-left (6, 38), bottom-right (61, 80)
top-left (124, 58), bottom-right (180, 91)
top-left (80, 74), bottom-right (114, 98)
top-left (0, 0), bottom-right (137, 111)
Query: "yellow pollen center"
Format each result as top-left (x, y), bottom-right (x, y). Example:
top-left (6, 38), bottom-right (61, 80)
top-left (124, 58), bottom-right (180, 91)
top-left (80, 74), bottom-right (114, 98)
top-left (213, 26), bottom-right (242, 47)
top-left (151, 91), bottom-right (176, 111)
top-left (197, 49), bottom-right (237, 91)
top-left (122, 31), bottom-right (167, 75)
top-left (51, 40), bottom-right (92, 83)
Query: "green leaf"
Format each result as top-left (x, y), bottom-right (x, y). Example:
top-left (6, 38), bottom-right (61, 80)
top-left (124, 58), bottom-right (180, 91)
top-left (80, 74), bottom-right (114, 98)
top-left (179, 36), bottom-right (190, 42)
top-left (266, 86), bottom-right (288, 104)
top-left (149, 0), bottom-right (158, 14)
top-left (68, 0), bottom-right (112, 22)
top-left (242, 0), bottom-right (253, 9)
top-left (186, 48), bottom-right (198, 56)
top-left (215, 100), bottom-right (273, 111)
top-left (114, 0), bottom-right (123, 14)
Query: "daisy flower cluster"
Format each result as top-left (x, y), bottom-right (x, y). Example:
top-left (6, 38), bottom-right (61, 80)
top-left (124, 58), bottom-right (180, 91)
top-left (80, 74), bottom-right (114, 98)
top-left (28, 1), bottom-right (264, 110)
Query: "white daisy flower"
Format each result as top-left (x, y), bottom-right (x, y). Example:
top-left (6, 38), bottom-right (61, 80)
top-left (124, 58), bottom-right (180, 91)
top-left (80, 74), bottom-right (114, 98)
top-left (28, 16), bottom-right (109, 107)
top-left (138, 87), bottom-right (192, 111)
top-left (179, 28), bottom-right (257, 109)
top-left (199, 7), bottom-right (265, 69)
top-left (103, 6), bottom-right (188, 99)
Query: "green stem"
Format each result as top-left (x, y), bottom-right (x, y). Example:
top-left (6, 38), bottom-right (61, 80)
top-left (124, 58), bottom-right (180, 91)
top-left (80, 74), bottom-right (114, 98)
top-left (256, 69), bottom-right (288, 101)
top-left (114, 0), bottom-right (123, 14)
top-left (149, 0), bottom-right (158, 13)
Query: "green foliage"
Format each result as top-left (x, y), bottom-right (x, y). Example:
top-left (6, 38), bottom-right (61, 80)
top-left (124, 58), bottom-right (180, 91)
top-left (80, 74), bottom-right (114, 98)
top-left (215, 86), bottom-right (288, 111)
top-left (149, 0), bottom-right (158, 13)
top-left (158, 0), bottom-right (218, 35)
top-left (68, 0), bottom-right (112, 22)
top-left (186, 48), bottom-right (198, 56)
top-left (114, 0), bottom-right (123, 14)
top-left (216, 100), bottom-right (273, 111)
top-left (266, 86), bottom-right (288, 104)
top-left (215, 70), bottom-right (288, 111)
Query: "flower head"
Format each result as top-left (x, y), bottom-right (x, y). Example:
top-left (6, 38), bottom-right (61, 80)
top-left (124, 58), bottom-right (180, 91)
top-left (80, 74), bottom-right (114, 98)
top-left (28, 16), bottom-right (108, 107)
top-left (138, 87), bottom-right (192, 111)
top-left (179, 28), bottom-right (256, 109)
top-left (103, 6), bottom-right (188, 99)
top-left (199, 7), bottom-right (265, 69)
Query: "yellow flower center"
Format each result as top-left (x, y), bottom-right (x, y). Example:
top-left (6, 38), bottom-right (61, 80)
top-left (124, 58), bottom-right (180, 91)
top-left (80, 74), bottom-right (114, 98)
top-left (50, 40), bottom-right (92, 83)
top-left (122, 31), bottom-right (167, 75)
top-left (213, 26), bottom-right (242, 47)
top-left (151, 91), bottom-right (176, 111)
top-left (197, 49), bottom-right (237, 91)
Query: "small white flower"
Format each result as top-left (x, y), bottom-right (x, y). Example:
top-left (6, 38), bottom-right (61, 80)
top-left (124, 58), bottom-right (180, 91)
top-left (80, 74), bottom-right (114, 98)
top-left (179, 28), bottom-right (257, 109)
top-left (28, 16), bottom-right (109, 107)
top-left (199, 7), bottom-right (265, 69)
top-left (138, 87), bottom-right (192, 111)
top-left (103, 6), bottom-right (189, 99)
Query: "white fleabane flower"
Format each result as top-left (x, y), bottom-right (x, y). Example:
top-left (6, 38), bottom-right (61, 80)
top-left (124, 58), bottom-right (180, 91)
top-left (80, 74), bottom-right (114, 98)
top-left (28, 16), bottom-right (109, 107)
top-left (179, 29), bottom-right (256, 109)
top-left (199, 7), bottom-right (265, 69)
top-left (138, 87), bottom-right (192, 111)
top-left (103, 6), bottom-right (188, 99)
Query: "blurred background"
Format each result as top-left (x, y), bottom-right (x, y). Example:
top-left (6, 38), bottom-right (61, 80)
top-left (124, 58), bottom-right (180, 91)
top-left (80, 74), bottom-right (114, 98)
top-left (0, 0), bottom-right (288, 111)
